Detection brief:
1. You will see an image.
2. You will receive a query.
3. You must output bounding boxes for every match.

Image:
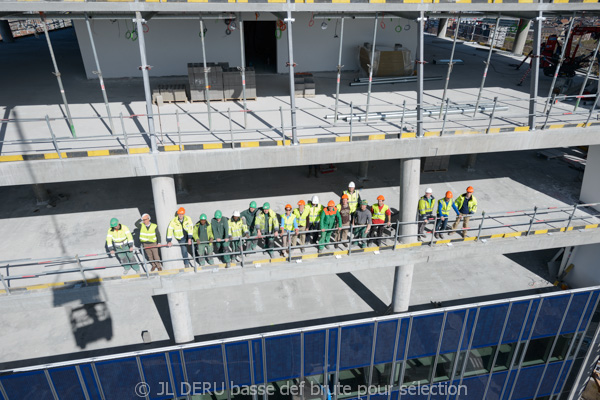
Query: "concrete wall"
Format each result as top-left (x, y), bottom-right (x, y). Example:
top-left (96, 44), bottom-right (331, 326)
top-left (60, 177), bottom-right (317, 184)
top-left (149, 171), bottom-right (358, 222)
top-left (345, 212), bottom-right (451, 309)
top-left (580, 144), bottom-right (600, 205)
top-left (73, 13), bottom-right (416, 79)
top-left (565, 244), bottom-right (600, 289)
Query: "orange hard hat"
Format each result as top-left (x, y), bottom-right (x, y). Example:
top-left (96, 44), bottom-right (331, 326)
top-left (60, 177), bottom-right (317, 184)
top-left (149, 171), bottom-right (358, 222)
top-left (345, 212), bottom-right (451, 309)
top-left (377, 195), bottom-right (385, 201)
top-left (446, 191), bottom-right (453, 199)
top-left (341, 194), bottom-right (349, 200)
top-left (328, 200), bottom-right (335, 207)
top-left (298, 200), bottom-right (306, 206)
top-left (285, 204), bottom-right (292, 210)
top-left (177, 207), bottom-right (186, 215)
top-left (466, 186), bottom-right (474, 193)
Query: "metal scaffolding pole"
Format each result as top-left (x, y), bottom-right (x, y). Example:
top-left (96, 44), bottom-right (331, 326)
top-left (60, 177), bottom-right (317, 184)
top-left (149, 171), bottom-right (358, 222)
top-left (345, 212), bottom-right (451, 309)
top-left (85, 14), bottom-right (115, 135)
top-left (473, 17), bottom-right (500, 118)
top-left (529, 12), bottom-right (543, 129)
top-left (135, 12), bottom-right (158, 153)
top-left (574, 36), bottom-right (600, 111)
top-left (40, 12), bottom-right (76, 138)
top-left (199, 18), bottom-right (213, 131)
top-left (417, 12), bottom-right (425, 137)
top-left (439, 15), bottom-right (460, 118)
top-left (286, 10), bottom-right (298, 144)
top-left (365, 13), bottom-right (379, 123)
top-left (238, 14), bottom-right (248, 129)
top-left (334, 18), bottom-right (345, 125)
top-left (544, 14), bottom-right (576, 113)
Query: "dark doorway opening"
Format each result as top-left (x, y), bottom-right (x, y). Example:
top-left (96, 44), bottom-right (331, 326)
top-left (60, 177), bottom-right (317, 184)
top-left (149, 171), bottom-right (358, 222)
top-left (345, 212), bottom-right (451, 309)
top-left (244, 21), bottom-right (277, 73)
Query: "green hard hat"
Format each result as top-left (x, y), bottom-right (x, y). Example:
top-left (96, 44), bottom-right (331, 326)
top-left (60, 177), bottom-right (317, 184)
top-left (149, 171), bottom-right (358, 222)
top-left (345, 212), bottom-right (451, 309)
top-left (263, 202), bottom-right (270, 210)
top-left (249, 201), bottom-right (257, 208)
top-left (200, 213), bottom-right (207, 220)
top-left (110, 218), bottom-right (119, 227)
top-left (214, 210), bottom-right (222, 219)
top-left (361, 200), bottom-right (368, 205)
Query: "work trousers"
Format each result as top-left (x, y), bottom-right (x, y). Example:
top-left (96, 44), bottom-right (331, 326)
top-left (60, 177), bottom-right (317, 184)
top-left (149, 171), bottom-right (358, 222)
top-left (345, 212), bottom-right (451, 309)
top-left (281, 231), bottom-right (297, 253)
top-left (245, 229), bottom-right (257, 251)
top-left (370, 223), bottom-right (386, 245)
top-left (142, 242), bottom-right (162, 271)
top-left (294, 225), bottom-right (307, 248)
top-left (230, 237), bottom-right (244, 259)
top-left (352, 227), bottom-right (368, 248)
top-left (114, 244), bottom-right (140, 272)
top-left (307, 222), bottom-right (320, 244)
top-left (435, 216), bottom-right (449, 235)
top-left (196, 242), bottom-right (214, 266)
top-left (452, 214), bottom-right (472, 235)
top-left (318, 229), bottom-right (335, 250)
top-left (336, 223), bottom-right (350, 245)
top-left (213, 240), bottom-right (231, 263)
top-left (260, 237), bottom-right (276, 256)
top-left (418, 213), bottom-right (433, 236)
top-left (176, 237), bottom-right (191, 267)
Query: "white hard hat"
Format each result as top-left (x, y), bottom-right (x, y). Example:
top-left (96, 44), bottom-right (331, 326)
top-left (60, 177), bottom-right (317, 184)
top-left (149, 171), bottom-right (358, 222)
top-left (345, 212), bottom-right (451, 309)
top-left (311, 195), bottom-right (320, 204)
top-left (348, 181), bottom-right (356, 188)
top-left (233, 210), bottom-right (241, 217)
top-left (425, 188), bottom-right (433, 194)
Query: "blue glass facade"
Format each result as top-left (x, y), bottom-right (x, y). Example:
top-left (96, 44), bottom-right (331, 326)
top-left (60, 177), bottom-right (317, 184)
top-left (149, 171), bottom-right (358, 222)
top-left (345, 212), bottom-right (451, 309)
top-left (1, 287), bottom-right (599, 400)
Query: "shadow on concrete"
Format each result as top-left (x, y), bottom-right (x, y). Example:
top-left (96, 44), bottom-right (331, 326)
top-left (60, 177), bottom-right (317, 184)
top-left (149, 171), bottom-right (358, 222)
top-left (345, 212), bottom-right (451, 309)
top-left (152, 294), bottom-right (175, 342)
top-left (337, 272), bottom-right (389, 315)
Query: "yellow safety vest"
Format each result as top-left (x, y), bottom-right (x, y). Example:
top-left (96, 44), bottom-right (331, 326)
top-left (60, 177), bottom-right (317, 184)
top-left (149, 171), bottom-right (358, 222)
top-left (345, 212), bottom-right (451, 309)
top-left (293, 207), bottom-right (310, 227)
top-left (167, 216), bottom-right (194, 240)
top-left (343, 190), bottom-right (360, 213)
top-left (372, 204), bottom-right (390, 221)
top-left (308, 204), bottom-right (323, 223)
top-left (418, 196), bottom-right (435, 215)
top-left (437, 199), bottom-right (454, 217)
top-left (255, 210), bottom-right (279, 234)
top-left (106, 225), bottom-right (134, 249)
top-left (139, 223), bottom-right (158, 243)
top-left (455, 194), bottom-right (478, 214)
top-left (228, 219), bottom-right (248, 238)
top-left (281, 214), bottom-right (296, 231)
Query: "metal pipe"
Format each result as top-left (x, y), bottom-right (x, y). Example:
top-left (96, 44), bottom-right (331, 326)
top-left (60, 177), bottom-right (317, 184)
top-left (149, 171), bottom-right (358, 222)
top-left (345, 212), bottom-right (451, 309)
top-left (0, 273), bottom-right (10, 295)
top-left (526, 206), bottom-right (538, 235)
top-left (440, 98), bottom-right (450, 135)
top-left (486, 96), bottom-right (498, 133)
top-left (565, 204), bottom-right (578, 230)
top-left (574, 36), bottom-right (600, 111)
top-left (176, 109), bottom-right (182, 151)
top-left (120, 113), bottom-right (129, 154)
top-left (228, 107), bottom-right (234, 146)
top-left (349, 76), bottom-right (442, 86)
top-left (476, 211), bottom-right (486, 241)
top-left (135, 12), bottom-right (158, 153)
top-left (199, 18), bottom-right (213, 132)
top-left (529, 12), bottom-right (542, 129)
top-left (473, 16), bottom-right (500, 118)
top-left (238, 15), bottom-right (248, 129)
top-left (45, 115), bottom-right (62, 159)
top-left (349, 101), bottom-right (354, 140)
top-left (365, 13), bottom-right (379, 123)
top-left (279, 106), bottom-right (286, 143)
top-left (334, 18), bottom-right (345, 125)
top-left (336, 103), bottom-right (508, 122)
top-left (417, 12), bottom-right (425, 137)
top-left (542, 94), bottom-right (556, 129)
top-left (285, 10), bottom-right (298, 144)
top-left (399, 100), bottom-right (406, 133)
top-left (85, 14), bottom-right (115, 135)
top-left (75, 255), bottom-right (88, 286)
top-left (544, 14), bottom-right (576, 113)
top-left (439, 15), bottom-right (461, 118)
top-left (40, 13), bottom-right (76, 138)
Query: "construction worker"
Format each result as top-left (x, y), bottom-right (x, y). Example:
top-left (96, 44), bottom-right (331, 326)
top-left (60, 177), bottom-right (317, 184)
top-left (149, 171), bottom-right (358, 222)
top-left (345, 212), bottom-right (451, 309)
top-left (353, 200), bottom-right (372, 248)
top-left (336, 194), bottom-right (352, 248)
top-left (167, 207), bottom-right (194, 268)
top-left (211, 210), bottom-right (231, 268)
top-left (255, 202), bottom-right (280, 258)
top-left (229, 210), bottom-right (248, 262)
top-left (307, 195), bottom-right (323, 245)
top-left (293, 200), bottom-right (311, 253)
top-left (193, 214), bottom-right (214, 266)
top-left (371, 195), bottom-right (392, 246)
top-left (343, 181), bottom-right (361, 214)
top-left (240, 201), bottom-right (258, 252)
top-left (318, 200), bottom-right (342, 253)
top-left (452, 186), bottom-right (478, 238)
top-left (417, 188), bottom-right (436, 241)
top-left (280, 204), bottom-right (299, 257)
top-left (139, 213), bottom-right (162, 271)
top-left (435, 192), bottom-right (455, 239)
top-left (106, 218), bottom-right (140, 274)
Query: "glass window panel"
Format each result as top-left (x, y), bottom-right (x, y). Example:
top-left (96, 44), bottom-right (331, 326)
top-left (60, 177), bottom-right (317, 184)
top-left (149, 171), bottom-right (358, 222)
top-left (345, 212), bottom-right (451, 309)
top-left (485, 371), bottom-right (508, 400)
top-left (460, 375), bottom-right (488, 400)
top-left (538, 362), bottom-right (562, 397)
top-left (440, 310), bottom-right (466, 354)
top-left (408, 314), bottom-right (444, 359)
top-left (328, 329), bottom-right (338, 373)
top-left (502, 301), bottom-right (530, 344)
top-left (372, 363), bottom-right (393, 388)
top-left (461, 310), bottom-right (477, 351)
top-left (48, 366), bottom-right (86, 400)
top-left (555, 360), bottom-right (572, 395)
top-left (392, 361), bottom-right (403, 387)
top-left (184, 346), bottom-right (226, 391)
top-left (522, 299), bottom-right (541, 339)
top-left (403, 356), bottom-right (434, 386)
top-left (252, 339), bottom-right (264, 384)
top-left (340, 324), bottom-right (375, 370)
top-left (511, 365), bottom-right (545, 400)
top-left (454, 351), bottom-right (466, 378)
top-left (304, 331), bottom-right (326, 377)
top-left (550, 334), bottom-right (574, 362)
top-left (169, 351), bottom-right (187, 397)
top-left (95, 357), bottom-right (141, 399)
top-left (337, 367), bottom-right (370, 399)
top-left (226, 342), bottom-right (252, 387)
top-left (0, 371), bottom-right (54, 400)
top-left (472, 305), bottom-right (509, 348)
top-left (532, 295), bottom-right (570, 339)
top-left (521, 337), bottom-right (555, 367)
top-left (79, 364), bottom-right (102, 400)
top-left (501, 370), bottom-right (517, 400)
top-left (140, 353), bottom-right (173, 400)
top-left (463, 346), bottom-right (496, 377)
top-left (396, 319), bottom-right (410, 360)
top-left (265, 334), bottom-right (301, 382)
top-left (493, 343), bottom-right (517, 372)
top-left (433, 352), bottom-right (455, 383)
top-left (579, 291), bottom-right (600, 332)
top-left (561, 293), bottom-right (590, 334)
top-left (374, 320), bottom-right (398, 365)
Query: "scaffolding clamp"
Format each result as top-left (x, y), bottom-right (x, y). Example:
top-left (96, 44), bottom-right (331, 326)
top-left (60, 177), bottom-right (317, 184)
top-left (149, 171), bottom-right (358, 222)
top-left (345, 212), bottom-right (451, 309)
top-left (286, 62), bottom-right (297, 68)
top-left (138, 65), bottom-right (153, 71)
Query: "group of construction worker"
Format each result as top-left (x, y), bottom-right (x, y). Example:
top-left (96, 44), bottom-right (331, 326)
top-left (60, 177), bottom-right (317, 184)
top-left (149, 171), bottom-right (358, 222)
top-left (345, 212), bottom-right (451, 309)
top-left (105, 182), bottom-right (477, 273)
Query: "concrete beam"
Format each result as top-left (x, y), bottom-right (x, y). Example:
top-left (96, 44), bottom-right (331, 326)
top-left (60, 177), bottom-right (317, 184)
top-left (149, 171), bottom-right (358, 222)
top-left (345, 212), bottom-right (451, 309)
top-left (3, 126), bottom-right (600, 186)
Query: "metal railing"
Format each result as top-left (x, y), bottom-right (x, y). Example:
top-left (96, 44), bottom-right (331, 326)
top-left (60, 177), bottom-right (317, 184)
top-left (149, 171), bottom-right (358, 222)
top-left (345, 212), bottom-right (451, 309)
top-left (1, 202), bottom-right (599, 295)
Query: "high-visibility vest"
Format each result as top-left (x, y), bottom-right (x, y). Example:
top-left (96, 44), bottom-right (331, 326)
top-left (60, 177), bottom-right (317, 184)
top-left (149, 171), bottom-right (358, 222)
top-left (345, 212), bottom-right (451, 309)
top-left (167, 216), bottom-right (194, 240)
top-left (455, 194), bottom-right (478, 214)
top-left (193, 222), bottom-right (214, 242)
top-left (229, 219), bottom-right (248, 238)
top-left (418, 196), bottom-right (435, 215)
top-left (343, 190), bottom-right (360, 213)
top-left (106, 224), bottom-right (133, 249)
top-left (139, 223), bottom-right (158, 243)
top-left (281, 214), bottom-right (296, 231)
top-left (293, 207), bottom-right (310, 227)
top-left (437, 199), bottom-right (454, 217)
top-left (372, 204), bottom-right (390, 221)
top-left (308, 204), bottom-right (323, 223)
top-left (255, 210), bottom-right (279, 234)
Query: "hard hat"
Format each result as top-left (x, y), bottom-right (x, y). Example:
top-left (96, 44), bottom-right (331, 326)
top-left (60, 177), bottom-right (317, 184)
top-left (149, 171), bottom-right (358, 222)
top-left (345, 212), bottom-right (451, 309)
top-left (445, 191), bottom-right (453, 199)
top-left (348, 181), bottom-right (356, 188)
top-left (341, 194), bottom-right (349, 200)
top-left (285, 204), bottom-right (292, 210)
top-left (426, 188), bottom-right (433, 194)
top-left (177, 207), bottom-right (185, 215)
top-left (361, 200), bottom-right (369, 205)
top-left (311, 195), bottom-right (319, 205)
top-left (110, 218), bottom-right (119, 228)
top-left (377, 195), bottom-right (385, 201)
top-left (298, 200), bottom-right (306, 206)
top-left (200, 213), bottom-right (207, 220)
top-left (249, 201), bottom-right (257, 209)
top-left (466, 186), bottom-right (474, 193)
top-left (214, 210), bottom-right (222, 219)
top-left (263, 202), bottom-right (270, 210)
top-left (233, 210), bottom-right (241, 217)
top-left (328, 200), bottom-right (335, 207)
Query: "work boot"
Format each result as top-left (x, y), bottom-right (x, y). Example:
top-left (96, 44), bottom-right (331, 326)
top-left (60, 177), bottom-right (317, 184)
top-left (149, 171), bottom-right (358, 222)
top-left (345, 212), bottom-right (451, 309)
top-left (151, 266), bottom-right (157, 272)
top-left (318, 248), bottom-right (323, 254)
top-left (300, 247), bottom-right (305, 253)
top-left (226, 262), bottom-right (231, 268)
top-left (158, 266), bottom-right (163, 271)
top-left (235, 256), bottom-right (241, 262)
top-left (123, 269), bottom-right (129, 275)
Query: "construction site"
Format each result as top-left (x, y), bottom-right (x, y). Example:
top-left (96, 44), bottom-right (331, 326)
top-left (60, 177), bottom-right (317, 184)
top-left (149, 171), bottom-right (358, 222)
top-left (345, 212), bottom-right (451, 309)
top-left (2, 0), bottom-right (600, 399)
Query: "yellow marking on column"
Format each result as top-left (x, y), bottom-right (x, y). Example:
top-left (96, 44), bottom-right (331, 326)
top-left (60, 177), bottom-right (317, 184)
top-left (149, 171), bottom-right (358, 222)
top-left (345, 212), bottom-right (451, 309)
top-left (88, 150), bottom-right (110, 157)
top-left (436, 239), bottom-right (451, 244)
top-left (424, 131), bottom-right (440, 137)
top-left (204, 143), bottom-right (223, 150)
top-left (534, 229), bottom-right (548, 235)
top-left (300, 138), bottom-right (319, 144)
top-left (487, 128), bottom-right (501, 134)
top-left (401, 132), bottom-right (417, 139)
top-left (275, 140), bottom-right (291, 146)
top-left (270, 257), bottom-right (286, 263)
top-left (456, 0), bottom-right (472, 3)
top-left (567, 227), bottom-right (573, 231)
top-left (334, 250), bottom-right (348, 256)
top-left (267, 0), bottom-right (287, 3)
top-left (583, 0), bottom-right (598, 3)
top-left (549, 124), bottom-right (565, 130)
top-left (163, 145), bottom-right (181, 152)
top-left (490, 233), bottom-right (504, 239)
top-left (187, 0), bottom-right (208, 3)
top-left (241, 142), bottom-right (260, 148)
top-left (464, 237), bottom-right (477, 242)
top-left (0, 155), bottom-right (24, 162)
top-left (370, 0), bottom-right (386, 3)
top-left (518, 0), bottom-right (534, 3)
top-left (504, 232), bottom-right (522, 238)
top-left (336, 136), bottom-right (350, 142)
top-left (130, 147), bottom-right (150, 154)
top-left (302, 253), bottom-right (319, 259)
top-left (369, 134), bottom-right (386, 141)
top-left (333, 0), bottom-right (351, 3)
top-left (585, 224), bottom-right (599, 229)
top-left (44, 153), bottom-right (68, 160)
top-left (363, 246), bottom-right (379, 252)
top-left (514, 126), bottom-right (530, 132)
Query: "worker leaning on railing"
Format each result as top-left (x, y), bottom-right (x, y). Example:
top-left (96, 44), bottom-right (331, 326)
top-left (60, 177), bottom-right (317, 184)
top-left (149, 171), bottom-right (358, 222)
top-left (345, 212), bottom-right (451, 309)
top-left (139, 213), bottom-right (162, 272)
top-left (106, 218), bottom-right (140, 275)
top-left (452, 186), bottom-right (478, 238)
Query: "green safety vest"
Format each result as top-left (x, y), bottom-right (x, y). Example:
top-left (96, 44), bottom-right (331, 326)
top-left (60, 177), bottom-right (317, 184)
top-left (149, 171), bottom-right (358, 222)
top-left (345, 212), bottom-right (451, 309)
top-left (229, 219), bottom-right (248, 238)
top-left (167, 216), bottom-right (194, 240)
top-left (418, 196), bottom-right (435, 215)
top-left (308, 204), bottom-right (323, 223)
top-left (293, 207), bottom-right (310, 228)
top-left (281, 214), bottom-right (296, 231)
top-left (139, 223), bottom-right (158, 243)
top-left (437, 199), bottom-right (454, 217)
top-left (106, 224), bottom-right (134, 249)
top-left (455, 194), bottom-right (478, 214)
top-left (371, 204), bottom-right (390, 221)
top-left (343, 190), bottom-right (360, 213)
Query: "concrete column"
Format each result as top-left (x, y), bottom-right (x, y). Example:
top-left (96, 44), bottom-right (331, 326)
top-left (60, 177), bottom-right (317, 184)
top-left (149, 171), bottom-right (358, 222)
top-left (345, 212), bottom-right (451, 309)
top-left (529, 13), bottom-right (542, 129)
top-left (437, 18), bottom-right (448, 38)
top-left (32, 184), bottom-right (50, 205)
top-left (580, 145), bottom-right (600, 207)
top-left (0, 20), bottom-right (14, 43)
top-left (175, 174), bottom-right (187, 195)
top-left (167, 291), bottom-right (194, 344)
top-left (466, 154), bottom-right (477, 172)
top-left (392, 158), bottom-right (421, 313)
top-left (151, 175), bottom-right (179, 266)
top-left (512, 19), bottom-right (531, 56)
top-left (358, 162), bottom-right (369, 181)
